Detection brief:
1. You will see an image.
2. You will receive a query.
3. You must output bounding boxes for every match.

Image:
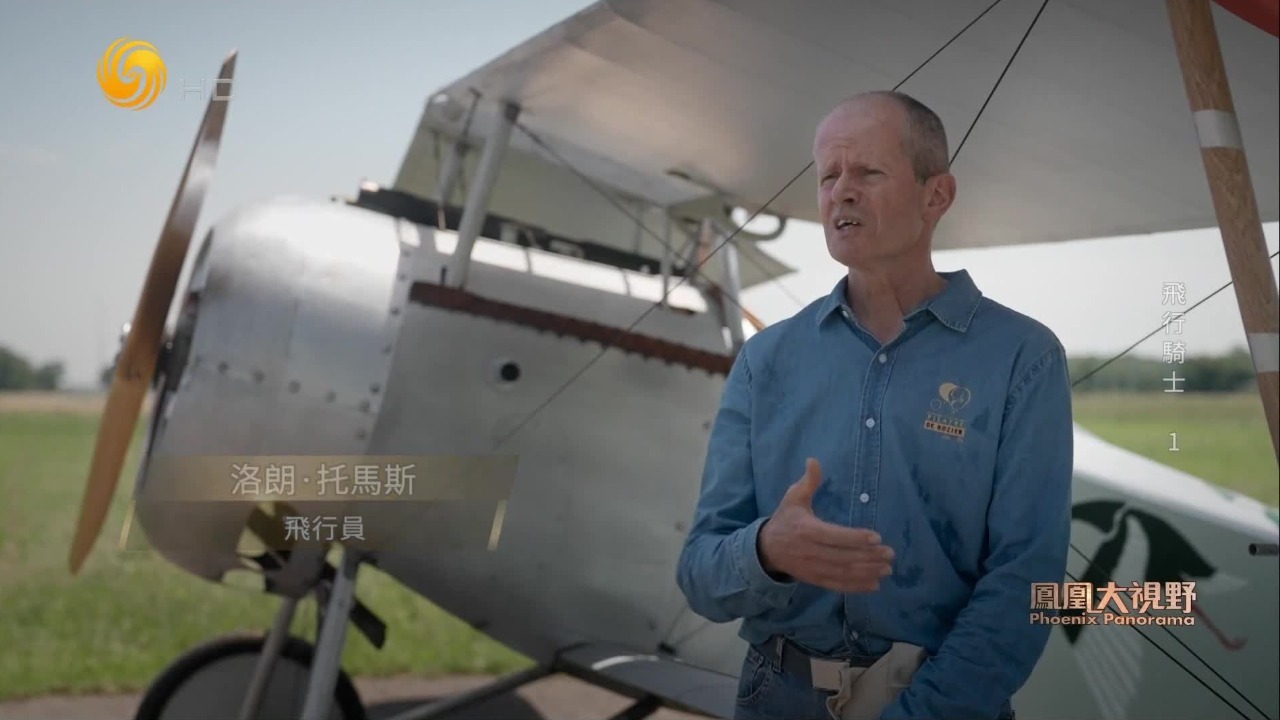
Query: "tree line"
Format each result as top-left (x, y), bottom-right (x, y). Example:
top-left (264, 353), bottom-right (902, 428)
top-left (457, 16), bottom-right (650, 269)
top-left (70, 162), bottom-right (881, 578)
top-left (0, 342), bottom-right (1262, 393)
top-left (1067, 347), bottom-right (1257, 393)
top-left (0, 345), bottom-right (65, 390)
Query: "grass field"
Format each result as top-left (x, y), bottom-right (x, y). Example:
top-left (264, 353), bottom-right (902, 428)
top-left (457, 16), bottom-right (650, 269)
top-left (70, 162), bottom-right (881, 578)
top-left (1071, 391), bottom-right (1278, 506)
top-left (0, 405), bottom-right (530, 700)
top-left (0, 391), bottom-right (1276, 700)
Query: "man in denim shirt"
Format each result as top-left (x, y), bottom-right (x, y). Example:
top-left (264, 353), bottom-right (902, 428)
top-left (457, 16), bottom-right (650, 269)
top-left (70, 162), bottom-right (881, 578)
top-left (675, 91), bottom-right (1073, 719)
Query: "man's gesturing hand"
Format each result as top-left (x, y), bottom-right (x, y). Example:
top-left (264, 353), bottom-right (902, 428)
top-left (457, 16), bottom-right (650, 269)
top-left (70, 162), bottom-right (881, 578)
top-left (757, 458), bottom-right (894, 593)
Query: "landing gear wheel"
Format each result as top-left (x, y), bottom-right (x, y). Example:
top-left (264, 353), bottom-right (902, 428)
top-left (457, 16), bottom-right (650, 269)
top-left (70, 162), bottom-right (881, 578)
top-left (133, 635), bottom-right (365, 720)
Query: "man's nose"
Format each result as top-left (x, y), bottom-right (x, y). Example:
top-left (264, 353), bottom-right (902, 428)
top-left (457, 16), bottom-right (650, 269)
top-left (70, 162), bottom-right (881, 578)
top-left (832, 174), bottom-right (861, 205)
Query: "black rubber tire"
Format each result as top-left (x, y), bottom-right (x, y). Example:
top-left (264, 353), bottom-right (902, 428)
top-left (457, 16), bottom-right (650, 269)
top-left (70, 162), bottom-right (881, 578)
top-left (133, 634), bottom-right (366, 720)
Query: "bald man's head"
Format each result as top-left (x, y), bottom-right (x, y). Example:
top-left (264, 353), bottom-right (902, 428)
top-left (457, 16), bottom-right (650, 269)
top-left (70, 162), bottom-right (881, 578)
top-left (815, 92), bottom-right (949, 184)
top-left (813, 91), bottom-right (957, 269)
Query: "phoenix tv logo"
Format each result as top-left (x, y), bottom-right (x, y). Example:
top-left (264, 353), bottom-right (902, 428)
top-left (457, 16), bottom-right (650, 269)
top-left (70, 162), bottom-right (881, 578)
top-left (97, 38), bottom-right (167, 110)
top-left (97, 38), bottom-right (231, 109)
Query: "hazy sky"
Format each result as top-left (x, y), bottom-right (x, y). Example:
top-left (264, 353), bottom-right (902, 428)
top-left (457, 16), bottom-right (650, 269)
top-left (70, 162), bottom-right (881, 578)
top-left (1, 1), bottom-right (1276, 387)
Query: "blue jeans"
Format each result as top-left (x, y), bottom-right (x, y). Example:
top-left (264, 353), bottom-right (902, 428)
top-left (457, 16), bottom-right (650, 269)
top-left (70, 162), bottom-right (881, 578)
top-left (732, 642), bottom-right (1016, 720)
top-left (733, 642), bottom-right (843, 720)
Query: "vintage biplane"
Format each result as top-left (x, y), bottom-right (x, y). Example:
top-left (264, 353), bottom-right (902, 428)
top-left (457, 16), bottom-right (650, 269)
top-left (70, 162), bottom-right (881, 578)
top-left (73, 0), bottom-right (1279, 718)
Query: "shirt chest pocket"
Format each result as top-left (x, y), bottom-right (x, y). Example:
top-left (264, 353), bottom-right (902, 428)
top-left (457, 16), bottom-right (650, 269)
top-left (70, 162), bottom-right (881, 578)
top-left (893, 398), bottom-right (1000, 504)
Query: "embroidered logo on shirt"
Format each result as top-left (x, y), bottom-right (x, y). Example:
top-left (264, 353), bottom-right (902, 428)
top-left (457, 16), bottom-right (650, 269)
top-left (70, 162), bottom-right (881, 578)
top-left (924, 383), bottom-right (970, 439)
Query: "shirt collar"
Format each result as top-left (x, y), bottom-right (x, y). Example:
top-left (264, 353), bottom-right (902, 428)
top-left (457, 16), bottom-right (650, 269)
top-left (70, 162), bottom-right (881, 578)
top-left (815, 269), bottom-right (983, 332)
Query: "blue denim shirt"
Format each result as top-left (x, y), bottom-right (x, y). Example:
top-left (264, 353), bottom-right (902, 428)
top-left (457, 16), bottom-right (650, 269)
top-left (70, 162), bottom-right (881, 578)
top-left (675, 270), bottom-right (1073, 719)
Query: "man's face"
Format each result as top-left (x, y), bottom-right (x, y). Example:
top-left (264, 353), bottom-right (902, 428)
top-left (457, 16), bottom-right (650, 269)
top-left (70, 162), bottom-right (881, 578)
top-left (814, 99), bottom-right (939, 268)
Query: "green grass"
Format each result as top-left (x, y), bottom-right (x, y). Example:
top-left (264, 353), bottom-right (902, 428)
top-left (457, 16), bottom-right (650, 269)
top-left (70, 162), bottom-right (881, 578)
top-left (1071, 391), bottom-right (1278, 507)
top-left (0, 411), bottom-right (530, 701)
top-left (0, 392), bottom-right (1275, 700)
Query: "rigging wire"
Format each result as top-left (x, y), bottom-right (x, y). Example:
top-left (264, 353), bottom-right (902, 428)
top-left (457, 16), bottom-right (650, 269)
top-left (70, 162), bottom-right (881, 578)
top-left (1065, 546), bottom-right (1263, 720)
top-left (490, 149), bottom-right (810, 450)
top-left (513, 120), bottom-right (803, 313)
top-left (655, 4), bottom-right (1272, 711)
top-left (663, 254), bottom-right (1280, 710)
top-left (491, 0), bottom-right (1009, 451)
top-left (512, 0), bottom-right (1004, 648)
top-left (949, 0), bottom-right (1049, 166)
top-left (514, 0), bottom-right (1010, 323)
top-left (1071, 249), bottom-right (1280, 389)
top-left (516, 0), bottom-right (1017, 650)
top-left (466, 1), bottom-right (1270, 712)
top-left (663, 259), bottom-right (1280, 705)
top-left (1051, 250), bottom-right (1280, 720)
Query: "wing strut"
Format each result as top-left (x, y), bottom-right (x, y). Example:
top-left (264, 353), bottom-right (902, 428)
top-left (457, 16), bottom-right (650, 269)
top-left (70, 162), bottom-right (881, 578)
top-left (448, 101), bottom-right (520, 289)
top-left (700, 219), bottom-right (745, 354)
top-left (434, 90), bottom-right (480, 231)
top-left (1167, 0), bottom-right (1280, 461)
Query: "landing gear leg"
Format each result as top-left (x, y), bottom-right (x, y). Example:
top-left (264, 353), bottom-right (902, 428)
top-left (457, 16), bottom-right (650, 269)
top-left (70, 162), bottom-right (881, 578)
top-left (301, 549), bottom-right (363, 720)
top-left (237, 595), bottom-right (299, 720)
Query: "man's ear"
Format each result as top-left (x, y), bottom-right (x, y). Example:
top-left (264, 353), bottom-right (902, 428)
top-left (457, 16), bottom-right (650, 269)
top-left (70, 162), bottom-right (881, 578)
top-left (925, 172), bottom-right (956, 219)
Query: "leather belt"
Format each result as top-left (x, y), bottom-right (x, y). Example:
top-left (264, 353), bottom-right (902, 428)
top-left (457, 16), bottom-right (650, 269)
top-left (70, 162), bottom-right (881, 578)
top-left (763, 636), bottom-right (880, 692)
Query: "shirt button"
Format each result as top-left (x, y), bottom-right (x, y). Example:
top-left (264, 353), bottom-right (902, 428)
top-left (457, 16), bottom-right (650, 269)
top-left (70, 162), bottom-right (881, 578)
top-left (865, 417), bottom-right (875, 429)
top-left (860, 493), bottom-right (870, 503)
top-left (841, 307), bottom-right (851, 318)
top-left (878, 354), bottom-right (887, 364)
top-left (851, 631), bottom-right (860, 640)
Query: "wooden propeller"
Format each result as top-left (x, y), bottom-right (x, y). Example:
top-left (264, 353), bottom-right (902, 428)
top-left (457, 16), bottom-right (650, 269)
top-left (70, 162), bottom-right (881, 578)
top-left (69, 51), bottom-right (237, 573)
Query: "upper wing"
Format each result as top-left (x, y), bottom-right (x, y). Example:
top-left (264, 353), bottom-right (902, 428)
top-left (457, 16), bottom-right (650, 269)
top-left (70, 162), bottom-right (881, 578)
top-left (395, 0), bottom-right (1277, 254)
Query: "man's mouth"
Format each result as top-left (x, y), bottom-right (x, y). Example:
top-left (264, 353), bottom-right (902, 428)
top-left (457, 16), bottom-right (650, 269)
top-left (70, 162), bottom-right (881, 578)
top-left (834, 218), bottom-right (862, 230)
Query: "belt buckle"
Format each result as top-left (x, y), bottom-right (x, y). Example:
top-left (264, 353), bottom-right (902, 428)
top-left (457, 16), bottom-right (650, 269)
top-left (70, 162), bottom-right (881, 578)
top-left (809, 657), bottom-right (845, 691)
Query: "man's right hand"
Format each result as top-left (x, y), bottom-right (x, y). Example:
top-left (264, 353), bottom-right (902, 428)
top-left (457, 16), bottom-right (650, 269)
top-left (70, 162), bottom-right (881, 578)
top-left (757, 458), bottom-right (894, 593)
